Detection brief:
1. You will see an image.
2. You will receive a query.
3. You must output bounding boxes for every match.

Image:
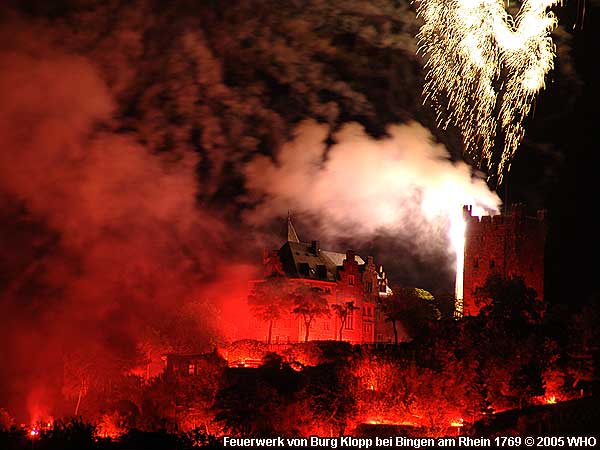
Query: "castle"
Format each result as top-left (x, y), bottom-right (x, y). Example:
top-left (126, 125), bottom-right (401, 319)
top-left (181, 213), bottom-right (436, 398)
top-left (460, 203), bottom-right (547, 317)
top-left (247, 204), bottom-right (547, 345)
top-left (247, 215), bottom-right (392, 344)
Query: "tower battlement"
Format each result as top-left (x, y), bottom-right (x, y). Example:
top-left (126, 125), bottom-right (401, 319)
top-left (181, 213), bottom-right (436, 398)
top-left (460, 203), bottom-right (546, 316)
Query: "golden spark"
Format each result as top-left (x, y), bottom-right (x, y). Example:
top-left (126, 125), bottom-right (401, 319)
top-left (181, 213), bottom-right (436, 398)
top-left (416, 0), bottom-right (560, 183)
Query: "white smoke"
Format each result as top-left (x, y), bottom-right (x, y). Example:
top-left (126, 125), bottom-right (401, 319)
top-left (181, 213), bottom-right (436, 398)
top-left (244, 120), bottom-right (501, 260)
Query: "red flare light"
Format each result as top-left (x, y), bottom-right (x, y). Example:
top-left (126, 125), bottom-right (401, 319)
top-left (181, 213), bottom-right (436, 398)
top-left (450, 418), bottom-right (464, 427)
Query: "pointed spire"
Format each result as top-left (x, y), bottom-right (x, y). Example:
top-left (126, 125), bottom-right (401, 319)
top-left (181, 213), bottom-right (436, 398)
top-left (287, 211), bottom-right (300, 243)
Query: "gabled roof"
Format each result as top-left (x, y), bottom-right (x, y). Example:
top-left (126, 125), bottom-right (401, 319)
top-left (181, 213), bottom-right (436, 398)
top-left (278, 241), bottom-right (364, 282)
top-left (280, 214), bottom-right (364, 282)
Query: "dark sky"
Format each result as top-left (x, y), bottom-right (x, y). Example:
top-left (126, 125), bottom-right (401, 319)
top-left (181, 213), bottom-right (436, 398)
top-left (508, 0), bottom-right (598, 307)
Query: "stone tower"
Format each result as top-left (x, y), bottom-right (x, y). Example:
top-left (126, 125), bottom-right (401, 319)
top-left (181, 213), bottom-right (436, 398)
top-left (461, 203), bottom-right (546, 316)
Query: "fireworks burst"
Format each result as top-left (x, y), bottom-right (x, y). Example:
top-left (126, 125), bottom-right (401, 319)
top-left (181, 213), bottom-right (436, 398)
top-left (416, 0), bottom-right (560, 183)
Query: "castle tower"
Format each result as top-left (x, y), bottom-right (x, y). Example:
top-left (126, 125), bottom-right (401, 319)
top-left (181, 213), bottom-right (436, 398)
top-left (461, 203), bottom-right (546, 316)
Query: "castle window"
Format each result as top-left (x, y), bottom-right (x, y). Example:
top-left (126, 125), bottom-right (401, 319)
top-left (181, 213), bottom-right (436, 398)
top-left (366, 281), bottom-right (373, 293)
top-left (317, 264), bottom-right (327, 279)
top-left (345, 315), bottom-right (354, 329)
top-left (489, 260), bottom-right (495, 269)
top-left (188, 364), bottom-right (196, 375)
top-left (473, 259), bottom-right (479, 269)
top-left (348, 275), bottom-right (355, 285)
top-left (299, 262), bottom-right (310, 276)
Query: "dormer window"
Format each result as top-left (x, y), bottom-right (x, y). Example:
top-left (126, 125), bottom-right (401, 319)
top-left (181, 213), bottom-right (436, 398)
top-left (317, 264), bottom-right (327, 279)
top-left (299, 262), bottom-right (310, 276)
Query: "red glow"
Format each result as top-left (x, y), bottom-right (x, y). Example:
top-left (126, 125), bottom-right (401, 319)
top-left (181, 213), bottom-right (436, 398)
top-left (96, 414), bottom-right (126, 439)
top-left (365, 419), bottom-right (417, 426)
top-left (545, 395), bottom-right (557, 404)
top-left (450, 418), bottom-right (464, 427)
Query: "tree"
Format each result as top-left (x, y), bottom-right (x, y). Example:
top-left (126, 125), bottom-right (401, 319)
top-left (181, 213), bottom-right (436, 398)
top-left (382, 287), bottom-right (439, 343)
top-left (248, 277), bottom-right (293, 344)
top-left (214, 374), bottom-right (283, 436)
top-left (331, 301), bottom-right (359, 341)
top-left (476, 274), bottom-right (545, 328)
top-left (509, 362), bottom-right (545, 408)
top-left (291, 285), bottom-right (330, 342)
top-left (296, 362), bottom-right (358, 436)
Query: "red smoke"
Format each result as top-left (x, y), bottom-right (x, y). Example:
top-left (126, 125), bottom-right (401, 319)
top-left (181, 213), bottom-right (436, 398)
top-left (0, 15), bottom-right (257, 422)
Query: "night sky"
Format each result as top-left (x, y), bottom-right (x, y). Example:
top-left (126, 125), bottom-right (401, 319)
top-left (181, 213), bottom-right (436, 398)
top-left (0, 0), bottom-right (598, 420)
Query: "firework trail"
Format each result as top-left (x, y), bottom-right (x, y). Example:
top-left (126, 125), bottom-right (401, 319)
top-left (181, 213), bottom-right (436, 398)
top-left (416, 0), bottom-right (560, 183)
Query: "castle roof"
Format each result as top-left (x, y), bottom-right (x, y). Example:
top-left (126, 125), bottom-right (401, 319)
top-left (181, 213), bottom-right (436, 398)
top-left (278, 240), bottom-right (366, 282)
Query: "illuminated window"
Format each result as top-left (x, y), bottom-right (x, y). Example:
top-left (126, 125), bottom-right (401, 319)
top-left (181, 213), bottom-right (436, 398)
top-left (188, 364), bottom-right (195, 375)
top-left (346, 316), bottom-right (354, 329)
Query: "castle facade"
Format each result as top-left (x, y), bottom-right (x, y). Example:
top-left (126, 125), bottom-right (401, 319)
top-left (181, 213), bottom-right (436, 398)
top-left (247, 216), bottom-right (391, 344)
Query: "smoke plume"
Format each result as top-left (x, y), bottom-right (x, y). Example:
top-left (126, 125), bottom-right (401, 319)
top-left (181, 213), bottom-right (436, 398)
top-left (244, 120), bottom-right (501, 285)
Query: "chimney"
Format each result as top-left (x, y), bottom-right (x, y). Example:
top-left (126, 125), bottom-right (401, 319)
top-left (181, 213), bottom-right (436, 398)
top-left (311, 240), bottom-right (320, 254)
top-left (346, 249), bottom-right (356, 262)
